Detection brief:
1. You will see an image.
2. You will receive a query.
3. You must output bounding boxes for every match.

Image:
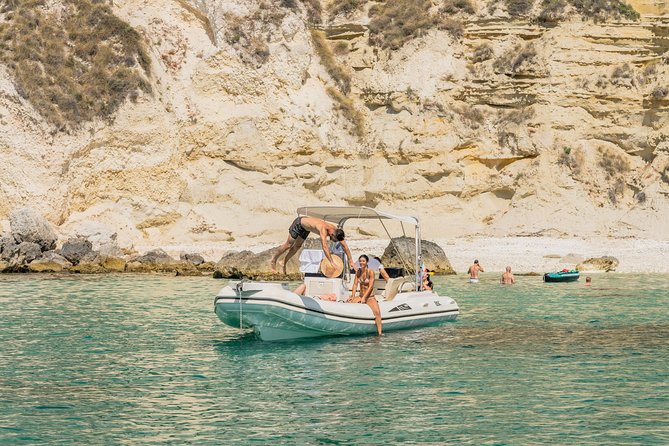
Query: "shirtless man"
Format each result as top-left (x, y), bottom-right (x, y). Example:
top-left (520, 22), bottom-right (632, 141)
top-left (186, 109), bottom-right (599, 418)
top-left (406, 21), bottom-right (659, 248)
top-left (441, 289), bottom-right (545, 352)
top-left (467, 259), bottom-right (484, 283)
top-left (500, 266), bottom-right (515, 285)
top-left (270, 216), bottom-right (355, 275)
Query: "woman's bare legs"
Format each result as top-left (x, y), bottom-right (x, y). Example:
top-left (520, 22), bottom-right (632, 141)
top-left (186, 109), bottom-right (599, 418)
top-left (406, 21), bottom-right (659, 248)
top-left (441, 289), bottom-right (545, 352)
top-left (366, 297), bottom-right (382, 336)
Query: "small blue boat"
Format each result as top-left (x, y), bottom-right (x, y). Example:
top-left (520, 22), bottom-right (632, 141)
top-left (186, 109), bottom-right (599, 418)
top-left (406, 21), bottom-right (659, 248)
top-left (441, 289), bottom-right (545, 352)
top-left (543, 270), bottom-right (580, 282)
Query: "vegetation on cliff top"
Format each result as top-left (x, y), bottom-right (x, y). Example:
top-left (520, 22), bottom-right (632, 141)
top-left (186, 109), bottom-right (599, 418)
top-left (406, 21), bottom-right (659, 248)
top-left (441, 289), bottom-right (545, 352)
top-left (368, 0), bottom-right (464, 49)
top-left (0, 0), bottom-right (151, 131)
top-left (327, 0), bottom-right (639, 49)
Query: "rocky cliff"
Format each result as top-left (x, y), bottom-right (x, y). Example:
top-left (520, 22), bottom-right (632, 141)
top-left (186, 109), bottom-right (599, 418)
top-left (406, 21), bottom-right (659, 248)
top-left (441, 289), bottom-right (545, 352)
top-left (0, 0), bottom-right (668, 258)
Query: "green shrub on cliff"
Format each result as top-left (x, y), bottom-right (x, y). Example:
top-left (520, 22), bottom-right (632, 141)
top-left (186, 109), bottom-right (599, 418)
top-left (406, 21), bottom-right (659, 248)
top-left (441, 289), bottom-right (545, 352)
top-left (326, 86), bottom-right (365, 138)
top-left (328, 0), bottom-right (365, 20)
top-left (310, 29), bottom-right (351, 94)
top-left (570, 0), bottom-right (640, 21)
top-left (368, 0), bottom-right (463, 50)
top-left (0, 0), bottom-right (150, 130)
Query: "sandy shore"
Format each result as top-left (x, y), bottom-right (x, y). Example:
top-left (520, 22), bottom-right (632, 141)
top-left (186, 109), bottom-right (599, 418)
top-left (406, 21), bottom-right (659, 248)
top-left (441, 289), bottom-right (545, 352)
top-left (431, 237), bottom-right (669, 274)
top-left (154, 236), bottom-right (669, 274)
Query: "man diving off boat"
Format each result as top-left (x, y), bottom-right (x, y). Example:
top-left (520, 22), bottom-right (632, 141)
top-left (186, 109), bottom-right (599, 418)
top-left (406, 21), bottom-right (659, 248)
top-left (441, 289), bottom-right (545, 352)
top-left (270, 216), bottom-right (355, 275)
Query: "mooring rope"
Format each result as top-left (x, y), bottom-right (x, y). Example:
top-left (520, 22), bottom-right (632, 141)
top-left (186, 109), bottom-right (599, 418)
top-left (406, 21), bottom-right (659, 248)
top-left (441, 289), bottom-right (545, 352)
top-left (235, 280), bottom-right (244, 334)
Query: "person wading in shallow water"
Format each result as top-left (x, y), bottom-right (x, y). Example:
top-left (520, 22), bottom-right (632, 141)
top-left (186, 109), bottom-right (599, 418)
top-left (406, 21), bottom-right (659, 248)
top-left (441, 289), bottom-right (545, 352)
top-left (501, 266), bottom-right (515, 285)
top-left (468, 259), bottom-right (484, 283)
top-left (270, 216), bottom-right (355, 275)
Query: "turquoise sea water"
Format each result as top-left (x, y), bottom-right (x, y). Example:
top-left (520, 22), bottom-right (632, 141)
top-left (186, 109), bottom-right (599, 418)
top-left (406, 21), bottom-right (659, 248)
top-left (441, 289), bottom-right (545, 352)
top-left (0, 273), bottom-right (667, 445)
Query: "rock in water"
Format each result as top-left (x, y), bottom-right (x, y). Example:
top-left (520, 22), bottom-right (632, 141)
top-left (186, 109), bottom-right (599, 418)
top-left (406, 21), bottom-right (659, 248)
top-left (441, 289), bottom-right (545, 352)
top-left (10, 208), bottom-right (57, 251)
top-left (381, 236), bottom-right (455, 275)
top-left (28, 252), bottom-right (73, 273)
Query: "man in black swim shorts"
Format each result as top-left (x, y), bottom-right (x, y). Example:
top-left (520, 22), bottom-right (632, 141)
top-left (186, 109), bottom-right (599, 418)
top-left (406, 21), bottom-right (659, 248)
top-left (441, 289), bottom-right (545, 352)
top-left (270, 216), bottom-right (355, 275)
top-left (288, 217), bottom-right (310, 241)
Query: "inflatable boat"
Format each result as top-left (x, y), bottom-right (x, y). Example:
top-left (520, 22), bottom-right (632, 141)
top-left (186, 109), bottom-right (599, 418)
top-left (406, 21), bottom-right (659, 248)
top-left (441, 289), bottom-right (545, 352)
top-left (543, 270), bottom-right (580, 282)
top-left (214, 206), bottom-right (460, 341)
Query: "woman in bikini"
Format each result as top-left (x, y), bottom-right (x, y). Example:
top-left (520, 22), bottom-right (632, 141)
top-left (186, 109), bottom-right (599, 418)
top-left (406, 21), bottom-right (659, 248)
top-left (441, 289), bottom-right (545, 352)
top-left (347, 254), bottom-right (382, 336)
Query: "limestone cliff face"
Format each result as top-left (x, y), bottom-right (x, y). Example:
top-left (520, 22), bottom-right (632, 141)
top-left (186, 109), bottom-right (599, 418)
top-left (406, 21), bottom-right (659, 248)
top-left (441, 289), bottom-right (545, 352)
top-left (0, 0), bottom-right (668, 255)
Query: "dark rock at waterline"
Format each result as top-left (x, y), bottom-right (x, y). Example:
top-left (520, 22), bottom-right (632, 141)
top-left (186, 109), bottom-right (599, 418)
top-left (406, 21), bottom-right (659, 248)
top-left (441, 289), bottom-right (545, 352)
top-left (28, 252), bottom-right (73, 273)
top-left (0, 236), bottom-right (42, 266)
top-left (125, 249), bottom-right (197, 273)
top-left (175, 267), bottom-right (203, 276)
top-left (69, 252), bottom-right (127, 273)
top-left (214, 248), bottom-right (300, 280)
top-left (17, 242), bottom-right (42, 264)
top-left (9, 207), bottom-right (57, 251)
top-left (0, 234), bottom-right (19, 261)
top-left (180, 253), bottom-right (205, 266)
top-left (60, 238), bottom-right (93, 265)
top-left (381, 237), bottom-right (455, 275)
top-left (134, 249), bottom-right (174, 264)
top-left (196, 261), bottom-right (217, 272)
top-left (125, 260), bottom-right (198, 274)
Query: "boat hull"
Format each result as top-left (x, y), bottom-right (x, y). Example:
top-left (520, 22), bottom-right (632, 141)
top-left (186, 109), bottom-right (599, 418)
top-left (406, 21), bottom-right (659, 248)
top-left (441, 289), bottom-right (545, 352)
top-left (543, 272), bottom-right (580, 282)
top-left (214, 282), bottom-right (459, 341)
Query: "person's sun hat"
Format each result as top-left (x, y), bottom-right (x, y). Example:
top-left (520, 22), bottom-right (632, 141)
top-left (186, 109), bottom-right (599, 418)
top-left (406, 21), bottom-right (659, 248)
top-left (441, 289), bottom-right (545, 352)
top-left (320, 256), bottom-right (344, 278)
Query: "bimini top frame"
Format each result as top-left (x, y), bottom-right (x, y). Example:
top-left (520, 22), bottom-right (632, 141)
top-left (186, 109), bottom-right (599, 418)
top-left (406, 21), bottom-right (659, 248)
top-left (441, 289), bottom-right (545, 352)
top-left (297, 206), bottom-right (422, 290)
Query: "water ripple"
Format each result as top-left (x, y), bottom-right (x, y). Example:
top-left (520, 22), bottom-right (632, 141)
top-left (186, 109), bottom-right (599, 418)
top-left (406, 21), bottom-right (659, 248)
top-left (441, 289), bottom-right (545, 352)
top-left (0, 274), bottom-right (667, 444)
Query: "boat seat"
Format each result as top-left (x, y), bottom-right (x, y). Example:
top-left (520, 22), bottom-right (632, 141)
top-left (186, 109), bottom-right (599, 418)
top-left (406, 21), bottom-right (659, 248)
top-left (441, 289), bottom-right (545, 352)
top-left (382, 276), bottom-right (407, 301)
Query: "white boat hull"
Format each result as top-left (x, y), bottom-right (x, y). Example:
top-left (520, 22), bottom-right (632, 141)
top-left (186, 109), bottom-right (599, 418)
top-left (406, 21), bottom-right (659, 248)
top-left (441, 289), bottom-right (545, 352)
top-left (214, 281), bottom-right (459, 341)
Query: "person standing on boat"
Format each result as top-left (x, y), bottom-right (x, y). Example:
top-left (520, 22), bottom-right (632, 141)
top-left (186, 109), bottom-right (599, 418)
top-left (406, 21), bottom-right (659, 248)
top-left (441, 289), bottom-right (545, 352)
top-left (467, 259), bottom-right (484, 283)
top-left (347, 255), bottom-right (382, 336)
top-left (270, 216), bottom-right (355, 275)
top-left (500, 266), bottom-right (515, 284)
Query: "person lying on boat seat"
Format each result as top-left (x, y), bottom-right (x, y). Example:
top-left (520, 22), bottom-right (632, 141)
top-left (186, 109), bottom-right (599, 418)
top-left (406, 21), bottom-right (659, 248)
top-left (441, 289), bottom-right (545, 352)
top-left (292, 283), bottom-right (338, 301)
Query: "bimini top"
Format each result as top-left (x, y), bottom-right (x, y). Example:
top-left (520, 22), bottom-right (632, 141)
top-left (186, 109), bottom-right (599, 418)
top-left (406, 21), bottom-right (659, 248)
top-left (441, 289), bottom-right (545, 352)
top-left (297, 206), bottom-right (418, 227)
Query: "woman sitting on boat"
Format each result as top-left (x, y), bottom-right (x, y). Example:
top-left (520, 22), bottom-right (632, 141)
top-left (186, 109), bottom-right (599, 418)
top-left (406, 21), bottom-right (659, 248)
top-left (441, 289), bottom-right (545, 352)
top-left (422, 269), bottom-right (434, 291)
top-left (347, 255), bottom-right (382, 336)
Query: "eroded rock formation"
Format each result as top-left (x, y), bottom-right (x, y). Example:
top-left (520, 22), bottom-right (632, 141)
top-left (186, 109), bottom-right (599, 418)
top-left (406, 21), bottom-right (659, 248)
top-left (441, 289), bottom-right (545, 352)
top-left (0, 0), bottom-right (668, 255)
